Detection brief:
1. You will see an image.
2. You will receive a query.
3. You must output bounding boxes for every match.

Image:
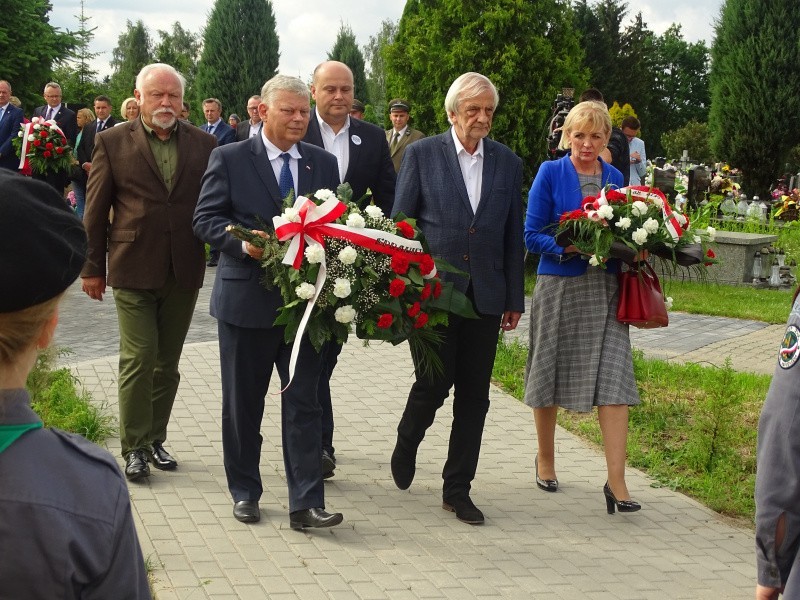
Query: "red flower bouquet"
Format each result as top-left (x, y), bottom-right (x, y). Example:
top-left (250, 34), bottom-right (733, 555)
top-left (12, 116), bottom-right (73, 175)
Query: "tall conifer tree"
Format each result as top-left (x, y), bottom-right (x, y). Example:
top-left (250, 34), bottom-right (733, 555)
top-left (710, 0), bottom-right (800, 195)
top-left (327, 23), bottom-right (369, 106)
top-left (195, 0), bottom-right (279, 120)
top-left (109, 20), bottom-right (152, 108)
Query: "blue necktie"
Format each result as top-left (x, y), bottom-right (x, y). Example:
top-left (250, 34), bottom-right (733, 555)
top-left (278, 153), bottom-right (294, 199)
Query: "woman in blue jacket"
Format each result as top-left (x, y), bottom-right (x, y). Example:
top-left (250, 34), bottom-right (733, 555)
top-left (523, 100), bottom-right (641, 514)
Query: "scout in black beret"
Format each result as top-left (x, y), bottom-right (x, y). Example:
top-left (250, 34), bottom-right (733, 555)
top-left (0, 170), bottom-right (87, 313)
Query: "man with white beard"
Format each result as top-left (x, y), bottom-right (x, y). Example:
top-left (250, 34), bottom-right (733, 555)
top-left (81, 63), bottom-right (217, 481)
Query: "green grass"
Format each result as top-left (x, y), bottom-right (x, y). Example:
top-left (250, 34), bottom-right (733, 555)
top-left (26, 348), bottom-right (116, 444)
top-left (492, 340), bottom-right (769, 523)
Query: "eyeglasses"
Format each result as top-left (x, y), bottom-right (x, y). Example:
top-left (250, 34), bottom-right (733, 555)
top-left (247, 106), bottom-right (259, 112)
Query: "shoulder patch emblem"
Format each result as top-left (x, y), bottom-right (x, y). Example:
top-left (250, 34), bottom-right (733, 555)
top-left (779, 325), bottom-right (800, 369)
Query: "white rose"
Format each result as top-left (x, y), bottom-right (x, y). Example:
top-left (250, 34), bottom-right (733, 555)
top-left (17, 131), bottom-right (22, 138)
top-left (706, 226), bottom-right (716, 241)
top-left (295, 282), bottom-right (316, 300)
top-left (338, 246), bottom-right (357, 265)
top-left (282, 207), bottom-right (300, 223)
top-left (304, 244), bottom-right (325, 264)
top-left (643, 217), bottom-right (660, 234)
top-left (588, 255), bottom-right (600, 267)
top-left (33, 124), bottom-right (41, 131)
top-left (332, 278), bottom-right (351, 298)
top-left (693, 235), bottom-right (702, 244)
top-left (615, 217), bottom-right (632, 230)
top-left (346, 213), bottom-right (365, 228)
top-left (314, 189), bottom-right (336, 201)
top-left (631, 201), bottom-right (649, 217)
top-left (632, 228), bottom-right (648, 245)
top-left (665, 296), bottom-right (674, 310)
top-left (597, 204), bottom-right (614, 220)
top-left (27, 134), bottom-right (35, 142)
top-left (334, 305), bottom-right (356, 323)
top-left (365, 205), bottom-right (384, 219)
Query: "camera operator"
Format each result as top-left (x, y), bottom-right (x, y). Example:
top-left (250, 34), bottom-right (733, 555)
top-left (546, 90), bottom-right (574, 160)
top-left (578, 88), bottom-right (630, 185)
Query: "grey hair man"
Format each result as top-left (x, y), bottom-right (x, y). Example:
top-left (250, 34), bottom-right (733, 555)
top-left (237, 94), bottom-right (263, 141)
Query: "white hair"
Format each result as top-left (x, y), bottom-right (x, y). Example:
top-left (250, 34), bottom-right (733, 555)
top-left (444, 72), bottom-right (499, 123)
top-left (135, 63), bottom-right (186, 97)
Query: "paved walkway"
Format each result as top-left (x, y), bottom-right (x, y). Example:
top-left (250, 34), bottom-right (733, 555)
top-left (55, 269), bottom-right (777, 599)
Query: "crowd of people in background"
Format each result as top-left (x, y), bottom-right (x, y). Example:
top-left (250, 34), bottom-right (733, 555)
top-left (3, 59), bottom-right (797, 600)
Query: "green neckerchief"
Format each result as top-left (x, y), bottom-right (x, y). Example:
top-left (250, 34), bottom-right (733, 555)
top-left (0, 422), bottom-right (42, 454)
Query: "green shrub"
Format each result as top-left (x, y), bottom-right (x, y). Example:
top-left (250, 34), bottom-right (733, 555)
top-left (661, 120), bottom-right (713, 164)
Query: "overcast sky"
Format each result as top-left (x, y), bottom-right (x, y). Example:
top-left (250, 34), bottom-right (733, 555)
top-left (48, 0), bottom-right (723, 84)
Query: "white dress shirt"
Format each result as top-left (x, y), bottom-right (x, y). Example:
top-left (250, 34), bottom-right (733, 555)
top-left (451, 128), bottom-right (484, 214)
top-left (316, 110), bottom-right (350, 184)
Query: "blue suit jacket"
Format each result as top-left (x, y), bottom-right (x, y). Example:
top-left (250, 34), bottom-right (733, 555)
top-left (392, 130), bottom-right (524, 316)
top-left (204, 121), bottom-right (236, 146)
top-left (0, 104), bottom-right (24, 170)
top-left (193, 135), bottom-right (340, 328)
top-left (304, 114), bottom-right (396, 214)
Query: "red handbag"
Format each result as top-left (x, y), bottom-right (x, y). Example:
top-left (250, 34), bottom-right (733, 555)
top-left (616, 261), bottom-right (669, 329)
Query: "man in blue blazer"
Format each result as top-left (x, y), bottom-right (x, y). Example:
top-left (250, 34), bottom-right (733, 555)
top-left (0, 80), bottom-right (24, 171)
top-left (390, 72), bottom-right (524, 525)
top-left (193, 74), bottom-right (344, 530)
top-left (201, 98), bottom-right (236, 145)
top-left (303, 60), bottom-right (397, 479)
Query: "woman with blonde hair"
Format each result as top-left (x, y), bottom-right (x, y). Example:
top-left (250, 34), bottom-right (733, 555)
top-left (69, 107), bottom-right (95, 217)
top-left (118, 96), bottom-right (139, 122)
top-left (0, 171), bottom-right (151, 598)
top-left (523, 100), bottom-right (641, 514)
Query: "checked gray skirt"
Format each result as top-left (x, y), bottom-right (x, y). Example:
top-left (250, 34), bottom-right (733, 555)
top-left (523, 267), bottom-right (640, 412)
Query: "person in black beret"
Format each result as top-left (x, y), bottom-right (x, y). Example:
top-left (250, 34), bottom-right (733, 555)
top-left (0, 170), bottom-right (151, 599)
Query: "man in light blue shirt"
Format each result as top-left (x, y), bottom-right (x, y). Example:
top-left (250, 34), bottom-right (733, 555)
top-left (621, 116), bottom-right (646, 186)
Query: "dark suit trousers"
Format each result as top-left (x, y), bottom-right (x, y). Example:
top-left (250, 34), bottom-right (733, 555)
top-left (317, 340), bottom-right (343, 457)
top-left (218, 321), bottom-right (325, 512)
top-left (397, 303), bottom-right (501, 500)
top-left (33, 169), bottom-right (69, 195)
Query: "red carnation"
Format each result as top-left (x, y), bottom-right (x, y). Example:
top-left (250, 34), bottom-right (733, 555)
top-left (45, 142), bottom-right (53, 150)
top-left (33, 139), bottom-right (42, 147)
top-left (559, 209), bottom-right (586, 223)
top-left (396, 221), bottom-right (414, 238)
top-left (407, 302), bottom-right (421, 317)
top-left (55, 147), bottom-right (64, 154)
top-left (40, 130), bottom-right (48, 138)
top-left (389, 278), bottom-right (406, 297)
top-left (420, 283), bottom-right (432, 300)
top-left (414, 312), bottom-right (429, 329)
top-left (419, 254), bottom-right (435, 276)
top-left (377, 313), bottom-right (393, 329)
top-left (433, 281), bottom-right (442, 298)
top-left (391, 253), bottom-right (410, 274)
top-left (43, 150), bottom-right (52, 158)
top-left (704, 248), bottom-right (716, 266)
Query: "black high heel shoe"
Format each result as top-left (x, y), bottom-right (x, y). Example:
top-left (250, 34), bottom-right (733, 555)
top-left (535, 455), bottom-right (558, 492)
top-left (603, 482), bottom-right (641, 514)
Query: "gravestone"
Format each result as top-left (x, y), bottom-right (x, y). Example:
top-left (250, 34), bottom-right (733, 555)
top-left (653, 167), bottom-right (677, 202)
top-left (687, 166), bottom-right (710, 208)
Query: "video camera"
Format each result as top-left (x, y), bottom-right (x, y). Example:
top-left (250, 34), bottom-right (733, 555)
top-left (546, 88), bottom-right (575, 160)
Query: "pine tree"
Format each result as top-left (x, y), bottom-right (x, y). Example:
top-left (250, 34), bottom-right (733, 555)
top-left (328, 23), bottom-right (369, 106)
top-left (52, 0), bottom-right (100, 107)
top-left (709, 0), bottom-right (800, 196)
top-left (0, 0), bottom-right (77, 111)
top-left (363, 19), bottom-right (398, 125)
top-left (385, 0), bottom-right (586, 176)
top-left (195, 0), bottom-right (279, 121)
top-left (109, 20), bottom-right (153, 108)
top-left (154, 23), bottom-right (201, 117)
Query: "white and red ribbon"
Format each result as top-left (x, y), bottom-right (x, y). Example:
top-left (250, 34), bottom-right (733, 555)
top-left (585, 185), bottom-right (684, 243)
top-left (271, 195), bottom-right (437, 388)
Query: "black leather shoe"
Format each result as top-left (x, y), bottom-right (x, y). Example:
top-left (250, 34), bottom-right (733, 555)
top-left (390, 440), bottom-right (417, 490)
top-left (603, 482), bottom-right (641, 514)
top-left (149, 442), bottom-right (177, 470)
top-left (535, 455), bottom-right (558, 493)
top-left (206, 258), bottom-right (218, 267)
top-left (289, 507), bottom-right (343, 530)
top-left (322, 450), bottom-right (336, 479)
top-left (233, 500), bottom-right (261, 523)
top-left (442, 495), bottom-right (484, 525)
top-left (125, 449), bottom-right (150, 481)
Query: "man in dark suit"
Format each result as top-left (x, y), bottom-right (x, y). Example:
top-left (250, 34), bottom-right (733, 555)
top-left (72, 95), bottom-right (117, 217)
top-left (390, 72), bottom-right (524, 525)
top-left (304, 60), bottom-right (397, 479)
top-left (201, 98), bottom-right (236, 145)
top-left (193, 74), bottom-right (344, 530)
top-left (0, 80), bottom-right (24, 171)
top-left (200, 97), bottom-right (232, 267)
top-left (81, 63), bottom-right (217, 482)
top-left (236, 95), bottom-right (262, 141)
top-left (32, 82), bottom-right (78, 192)
top-left (386, 98), bottom-right (425, 173)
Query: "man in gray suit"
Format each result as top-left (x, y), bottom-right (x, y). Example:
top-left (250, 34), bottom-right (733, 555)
top-left (193, 74), bottom-right (344, 530)
top-left (390, 72), bottom-right (524, 525)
